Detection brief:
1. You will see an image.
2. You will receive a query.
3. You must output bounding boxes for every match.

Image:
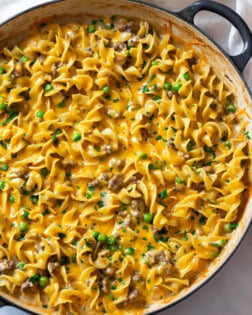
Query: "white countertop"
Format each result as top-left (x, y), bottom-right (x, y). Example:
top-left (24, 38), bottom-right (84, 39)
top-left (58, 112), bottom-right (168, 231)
top-left (0, 1), bottom-right (251, 315)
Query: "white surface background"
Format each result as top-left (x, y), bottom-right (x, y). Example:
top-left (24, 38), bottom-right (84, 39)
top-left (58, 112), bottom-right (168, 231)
top-left (0, 1), bottom-right (251, 315)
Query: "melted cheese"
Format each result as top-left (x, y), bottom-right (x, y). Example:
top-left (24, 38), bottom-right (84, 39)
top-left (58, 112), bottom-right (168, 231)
top-left (0, 17), bottom-right (249, 315)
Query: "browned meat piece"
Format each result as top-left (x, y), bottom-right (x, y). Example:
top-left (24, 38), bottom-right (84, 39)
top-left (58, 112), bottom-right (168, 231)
top-left (84, 46), bottom-right (93, 56)
top-left (101, 144), bottom-right (114, 154)
top-left (154, 83), bottom-right (162, 91)
top-left (108, 158), bottom-right (124, 169)
top-left (124, 289), bottom-right (143, 306)
top-left (37, 53), bottom-right (45, 64)
top-left (21, 279), bottom-right (35, 292)
top-left (226, 114), bottom-right (238, 125)
top-left (127, 101), bottom-right (139, 111)
top-left (88, 173), bottom-right (110, 189)
top-left (131, 198), bottom-right (145, 218)
top-left (99, 173), bottom-right (110, 187)
top-left (104, 267), bottom-right (116, 277)
top-left (11, 65), bottom-right (22, 79)
top-left (88, 179), bottom-right (101, 188)
top-left (116, 21), bottom-right (138, 33)
top-left (143, 249), bottom-right (170, 267)
top-left (131, 272), bottom-right (141, 282)
top-left (11, 102), bottom-right (29, 115)
top-left (152, 227), bottom-right (159, 236)
top-left (128, 289), bottom-right (140, 301)
top-left (156, 263), bottom-right (171, 276)
top-left (205, 91), bottom-right (215, 98)
top-left (47, 261), bottom-right (59, 276)
top-left (210, 102), bottom-right (217, 110)
top-left (117, 210), bottom-right (128, 218)
top-left (108, 174), bottom-right (123, 192)
top-left (197, 229), bottom-right (204, 236)
top-left (99, 173), bottom-right (109, 181)
top-left (92, 242), bottom-right (101, 261)
top-left (51, 63), bottom-right (57, 78)
top-left (127, 36), bottom-right (139, 47)
top-left (38, 269), bottom-right (48, 277)
top-left (62, 86), bottom-right (79, 97)
top-left (197, 182), bottom-right (205, 190)
top-left (85, 239), bottom-right (96, 248)
top-left (131, 199), bottom-right (145, 212)
top-left (11, 67), bottom-right (20, 79)
top-left (11, 60), bottom-right (29, 78)
top-left (167, 137), bottom-right (176, 150)
top-left (156, 251), bottom-right (170, 264)
top-left (178, 151), bottom-right (190, 160)
top-left (141, 128), bottom-right (151, 141)
top-left (106, 108), bottom-right (122, 119)
top-left (131, 211), bottom-right (140, 218)
top-left (101, 277), bottom-right (109, 293)
top-left (57, 62), bottom-right (65, 69)
top-left (111, 232), bottom-right (120, 239)
top-left (20, 90), bottom-right (30, 102)
top-left (188, 56), bottom-right (197, 71)
top-left (61, 159), bottom-right (77, 169)
top-left (128, 173), bottom-right (142, 183)
top-left (35, 243), bottom-right (45, 254)
top-left (0, 259), bottom-right (15, 274)
top-left (116, 21), bottom-right (127, 32)
top-left (74, 61), bottom-right (82, 69)
top-left (119, 214), bottom-right (131, 227)
top-left (167, 91), bottom-right (173, 99)
top-left (13, 167), bottom-right (29, 179)
top-left (113, 42), bottom-right (126, 52)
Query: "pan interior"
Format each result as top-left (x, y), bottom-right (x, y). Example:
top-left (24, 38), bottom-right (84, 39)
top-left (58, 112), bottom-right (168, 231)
top-left (0, 1), bottom-right (251, 314)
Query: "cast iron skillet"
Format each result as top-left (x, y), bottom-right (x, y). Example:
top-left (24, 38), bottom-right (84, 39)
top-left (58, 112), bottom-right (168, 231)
top-left (0, 0), bottom-right (251, 314)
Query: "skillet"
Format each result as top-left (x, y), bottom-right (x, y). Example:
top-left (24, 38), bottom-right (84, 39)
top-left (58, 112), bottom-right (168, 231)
top-left (0, 0), bottom-right (251, 314)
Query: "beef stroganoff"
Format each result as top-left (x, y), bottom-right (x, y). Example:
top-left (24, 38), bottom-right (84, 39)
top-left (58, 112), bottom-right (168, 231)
top-left (0, 16), bottom-right (250, 314)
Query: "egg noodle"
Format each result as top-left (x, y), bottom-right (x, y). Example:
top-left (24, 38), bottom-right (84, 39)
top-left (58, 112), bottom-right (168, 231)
top-left (0, 16), bottom-right (249, 315)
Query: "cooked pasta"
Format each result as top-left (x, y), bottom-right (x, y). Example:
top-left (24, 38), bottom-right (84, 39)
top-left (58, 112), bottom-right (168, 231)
top-left (0, 16), bottom-right (250, 315)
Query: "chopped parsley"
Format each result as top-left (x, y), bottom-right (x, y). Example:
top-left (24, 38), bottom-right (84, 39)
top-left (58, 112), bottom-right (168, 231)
top-left (158, 190), bottom-right (168, 199)
top-left (187, 140), bottom-right (195, 151)
top-left (0, 163), bottom-right (8, 171)
top-left (204, 145), bottom-right (216, 159)
top-left (244, 131), bottom-right (251, 139)
top-left (183, 231), bottom-right (188, 241)
top-left (149, 160), bottom-right (166, 170)
top-left (41, 167), bottom-right (50, 179)
top-left (141, 84), bottom-right (149, 93)
top-left (199, 216), bottom-right (206, 225)
top-left (30, 195), bottom-right (39, 205)
top-left (58, 233), bottom-right (66, 240)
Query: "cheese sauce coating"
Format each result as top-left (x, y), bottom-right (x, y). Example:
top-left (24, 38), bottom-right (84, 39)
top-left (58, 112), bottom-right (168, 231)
top-left (0, 17), bottom-right (249, 315)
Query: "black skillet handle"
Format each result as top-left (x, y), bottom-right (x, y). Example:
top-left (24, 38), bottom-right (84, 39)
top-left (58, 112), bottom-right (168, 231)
top-left (177, 0), bottom-right (252, 73)
top-left (0, 297), bottom-right (10, 309)
top-left (0, 298), bottom-right (7, 307)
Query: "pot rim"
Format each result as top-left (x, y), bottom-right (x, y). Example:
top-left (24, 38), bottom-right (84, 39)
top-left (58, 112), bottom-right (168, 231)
top-left (0, 0), bottom-right (251, 96)
top-left (0, 1), bottom-right (251, 314)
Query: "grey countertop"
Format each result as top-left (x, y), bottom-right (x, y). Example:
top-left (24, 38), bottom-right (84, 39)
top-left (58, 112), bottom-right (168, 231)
top-left (0, 1), bottom-right (251, 315)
